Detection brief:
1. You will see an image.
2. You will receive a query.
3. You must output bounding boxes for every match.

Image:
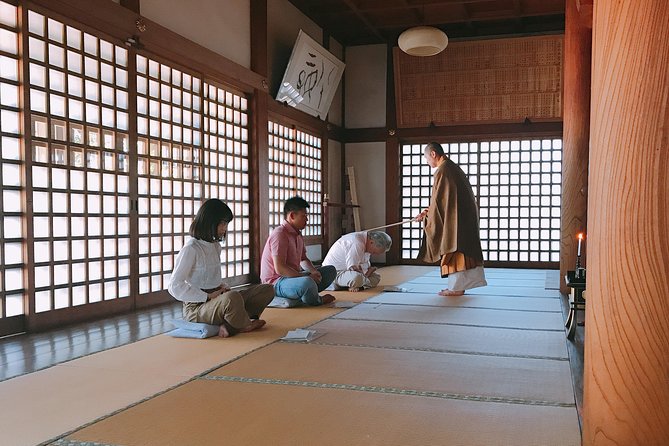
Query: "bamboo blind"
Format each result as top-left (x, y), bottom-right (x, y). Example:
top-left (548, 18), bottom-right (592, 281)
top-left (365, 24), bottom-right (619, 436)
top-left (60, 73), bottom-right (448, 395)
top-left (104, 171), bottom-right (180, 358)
top-left (394, 35), bottom-right (563, 127)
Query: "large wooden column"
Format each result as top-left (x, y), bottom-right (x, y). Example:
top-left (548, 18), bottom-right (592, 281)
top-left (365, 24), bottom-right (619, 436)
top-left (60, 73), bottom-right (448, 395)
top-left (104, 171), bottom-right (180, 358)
top-left (250, 0), bottom-right (270, 280)
top-left (560, 0), bottom-right (592, 293)
top-left (583, 1), bottom-right (669, 444)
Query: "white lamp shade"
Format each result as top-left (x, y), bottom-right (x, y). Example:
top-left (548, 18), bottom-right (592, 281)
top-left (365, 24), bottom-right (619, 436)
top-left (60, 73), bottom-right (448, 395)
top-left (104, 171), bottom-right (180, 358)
top-left (398, 26), bottom-right (448, 57)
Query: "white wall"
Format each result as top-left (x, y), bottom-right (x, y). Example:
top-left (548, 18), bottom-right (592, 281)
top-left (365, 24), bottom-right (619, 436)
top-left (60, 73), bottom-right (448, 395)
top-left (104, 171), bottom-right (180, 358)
top-left (345, 142), bottom-right (387, 262)
top-left (306, 245), bottom-right (322, 262)
top-left (342, 44), bottom-right (389, 261)
top-left (141, 0), bottom-right (251, 68)
top-left (327, 139), bottom-right (343, 247)
top-left (344, 44), bottom-right (387, 129)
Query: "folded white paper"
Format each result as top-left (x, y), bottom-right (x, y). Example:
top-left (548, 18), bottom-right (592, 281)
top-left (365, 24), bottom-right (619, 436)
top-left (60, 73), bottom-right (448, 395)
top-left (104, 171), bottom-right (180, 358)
top-left (383, 286), bottom-right (409, 292)
top-left (280, 329), bottom-right (325, 342)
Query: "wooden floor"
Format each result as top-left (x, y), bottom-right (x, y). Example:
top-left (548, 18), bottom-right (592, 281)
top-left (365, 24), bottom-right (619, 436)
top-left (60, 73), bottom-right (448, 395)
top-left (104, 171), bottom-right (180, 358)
top-left (0, 303), bottom-right (182, 382)
top-left (0, 266), bottom-right (584, 445)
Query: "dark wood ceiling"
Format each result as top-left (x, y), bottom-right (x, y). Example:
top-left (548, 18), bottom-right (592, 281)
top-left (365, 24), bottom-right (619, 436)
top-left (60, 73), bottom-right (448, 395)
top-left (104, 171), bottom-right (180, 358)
top-left (287, 0), bottom-right (565, 46)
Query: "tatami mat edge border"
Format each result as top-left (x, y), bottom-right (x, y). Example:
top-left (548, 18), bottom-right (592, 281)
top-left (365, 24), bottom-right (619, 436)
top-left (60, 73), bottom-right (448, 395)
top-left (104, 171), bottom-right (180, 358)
top-left (202, 375), bottom-right (577, 408)
top-left (53, 439), bottom-right (120, 446)
top-left (393, 289), bottom-right (562, 299)
top-left (308, 341), bottom-right (570, 361)
top-left (332, 317), bottom-right (565, 331)
top-left (359, 301), bottom-right (562, 313)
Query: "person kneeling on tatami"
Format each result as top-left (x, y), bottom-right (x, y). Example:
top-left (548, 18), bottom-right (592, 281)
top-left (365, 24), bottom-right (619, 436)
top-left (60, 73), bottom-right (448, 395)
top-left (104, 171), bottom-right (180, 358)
top-left (322, 231), bottom-right (391, 292)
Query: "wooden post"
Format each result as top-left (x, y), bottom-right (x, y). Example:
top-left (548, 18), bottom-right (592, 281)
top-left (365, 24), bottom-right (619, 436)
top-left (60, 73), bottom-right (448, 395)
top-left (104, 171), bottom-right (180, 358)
top-left (386, 43), bottom-right (401, 264)
top-left (347, 166), bottom-right (361, 231)
top-left (560, 0), bottom-right (592, 294)
top-left (583, 1), bottom-right (669, 444)
top-left (250, 0), bottom-right (269, 281)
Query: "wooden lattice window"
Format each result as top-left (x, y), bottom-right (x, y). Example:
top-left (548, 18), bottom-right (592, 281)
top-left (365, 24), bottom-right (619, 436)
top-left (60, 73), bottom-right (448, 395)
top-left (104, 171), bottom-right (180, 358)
top-left (0, 1), bottom-right (258, 335)
top-left (203, 82), bottom-right (251, 279)
top-left (295, 129), bottom-right (322, 237)
top-left (267, 121), bottom-right (322, 238)
top-left (136, 54), bottom-right (203, 295)
top-left (400, 139), bottom-right (562, 263)
top-left (28, 10), bottom-right (132, 311)
top-left (0, 1), bottom-right (23, 319)
top-left (268, 122), bottom-right (295, 230)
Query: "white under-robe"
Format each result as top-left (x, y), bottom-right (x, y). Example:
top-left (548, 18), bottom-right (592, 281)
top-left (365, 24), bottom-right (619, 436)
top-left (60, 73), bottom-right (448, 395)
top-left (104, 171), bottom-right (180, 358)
top-left (446, 266), bottom-right (487, 291)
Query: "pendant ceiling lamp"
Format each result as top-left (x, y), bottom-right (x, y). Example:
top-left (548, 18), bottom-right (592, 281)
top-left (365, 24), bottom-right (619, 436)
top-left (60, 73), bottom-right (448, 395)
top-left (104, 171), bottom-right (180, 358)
top-left (398, 26), bottom-right (448, 57)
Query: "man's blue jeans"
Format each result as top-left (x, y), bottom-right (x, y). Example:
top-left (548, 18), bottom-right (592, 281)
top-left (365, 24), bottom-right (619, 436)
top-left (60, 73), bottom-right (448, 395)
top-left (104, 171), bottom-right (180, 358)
top-left (273, 265), bottom-right (337, 306)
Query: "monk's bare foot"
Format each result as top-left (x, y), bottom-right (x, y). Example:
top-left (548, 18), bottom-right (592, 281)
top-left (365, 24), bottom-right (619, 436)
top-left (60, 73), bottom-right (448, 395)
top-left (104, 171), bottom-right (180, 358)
top-left (239, 319), bottom-right (266, 333)
top-left (218, 325), bottom-right (230, 337)
top-left (321, 294), bottom-right (336, 305)
top-left (438, 289), bottom-right (464, 297)
top-left (348, 287), bottom-right (362, 292)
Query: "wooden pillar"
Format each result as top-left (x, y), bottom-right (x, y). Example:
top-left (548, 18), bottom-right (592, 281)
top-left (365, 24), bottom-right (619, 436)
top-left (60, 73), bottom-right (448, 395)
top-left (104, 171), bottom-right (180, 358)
top-left (250, 0), bottom-right (269, 281)
top-left (583, 1), bottom-right (669, 444)
top-left (560, 0), bottom-right (592, 293)
top-left (386, 44), bottom-right (400, 265)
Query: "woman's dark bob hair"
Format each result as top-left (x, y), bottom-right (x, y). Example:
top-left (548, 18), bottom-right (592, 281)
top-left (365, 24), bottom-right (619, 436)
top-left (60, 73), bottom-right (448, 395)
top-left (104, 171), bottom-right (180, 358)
top-left (189, 199), bottom-right (234, 242)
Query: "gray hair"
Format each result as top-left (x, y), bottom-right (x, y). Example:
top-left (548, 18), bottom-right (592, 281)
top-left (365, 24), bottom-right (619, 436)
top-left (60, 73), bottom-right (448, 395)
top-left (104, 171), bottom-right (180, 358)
top-left (424, 142), bottom-right (445, 157)
top-left (368, 231), bottom-right (392, 252)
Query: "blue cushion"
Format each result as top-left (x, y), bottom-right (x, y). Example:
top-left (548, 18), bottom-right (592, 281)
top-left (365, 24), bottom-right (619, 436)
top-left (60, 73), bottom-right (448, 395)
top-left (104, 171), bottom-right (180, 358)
top-left (166, 319), bottom-right (220, 339)
top-left (267, 296), bottom-right (303, 308)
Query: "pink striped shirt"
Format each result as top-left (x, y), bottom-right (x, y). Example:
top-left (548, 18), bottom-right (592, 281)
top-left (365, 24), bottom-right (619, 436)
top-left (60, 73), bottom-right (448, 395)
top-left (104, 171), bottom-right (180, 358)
top-left (260, 221), bottom-right (308, 284)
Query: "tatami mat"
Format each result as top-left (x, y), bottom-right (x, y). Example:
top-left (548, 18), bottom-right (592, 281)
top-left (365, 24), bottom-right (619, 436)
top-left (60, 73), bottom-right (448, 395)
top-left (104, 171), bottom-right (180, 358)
top-left (1, 306), bottom-right (341, 446)
top-left (377, 265), bottom-right (434, 284)
top-left (398, 282), bottom-right (562, 298)
top-left (4, 266), bottom-right (580, 445)
top-left (408, 275), bottom-right (547, 287)
top-left (366, 291), bottom-right (563, 312)
top-left (209, 342), bottom-right (575, 405)
top-left (334, 302), bottom-right (565, 330)
top-left (311, 318), bottom-right (569, 360)
top-left (65, 379), bottom-right (580, 446)
top-left (423, 267), bottom-right (550, 278)
top-left (545, 269), bottom-right (561, 289)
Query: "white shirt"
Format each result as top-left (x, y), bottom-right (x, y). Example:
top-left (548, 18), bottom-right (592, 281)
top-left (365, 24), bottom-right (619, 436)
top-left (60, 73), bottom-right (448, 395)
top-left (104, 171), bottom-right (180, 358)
top-left (168, 237), bottom-right (223, 303)
top-left (322, 231), bottom-right (370, 272)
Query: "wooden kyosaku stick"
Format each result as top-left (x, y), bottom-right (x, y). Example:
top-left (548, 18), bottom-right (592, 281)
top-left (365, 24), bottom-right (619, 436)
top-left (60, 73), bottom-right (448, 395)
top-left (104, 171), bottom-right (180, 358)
top-left (362, 218), bottom-right (419, 232)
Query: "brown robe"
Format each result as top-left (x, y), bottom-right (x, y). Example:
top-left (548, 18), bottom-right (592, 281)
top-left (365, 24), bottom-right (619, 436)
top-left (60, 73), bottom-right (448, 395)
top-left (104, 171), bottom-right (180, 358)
top-left (417, 157), bottom-right (484, 275)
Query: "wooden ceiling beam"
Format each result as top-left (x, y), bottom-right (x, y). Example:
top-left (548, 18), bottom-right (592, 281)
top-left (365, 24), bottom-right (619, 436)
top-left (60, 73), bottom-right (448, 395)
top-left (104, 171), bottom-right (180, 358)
top-left (343, 11), bottom-right (563, 30)
top-left (342, 0), bottom-right (386, 42)
top-left (288, 0), bottom-right (565, 45)
top-left (399, 0), bottom-right (424, 24)
top-left (460, 1), bottom-right (474, 33)
top-left (512, 0), bottom-right (524, 29)
top-left (354, 0), bottom-right (516, 12)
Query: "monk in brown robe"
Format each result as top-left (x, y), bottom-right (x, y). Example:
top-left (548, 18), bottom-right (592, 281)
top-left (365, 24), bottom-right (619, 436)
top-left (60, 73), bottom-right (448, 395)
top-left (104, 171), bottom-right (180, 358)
top-left (415, 142), bottom-right (487, 296)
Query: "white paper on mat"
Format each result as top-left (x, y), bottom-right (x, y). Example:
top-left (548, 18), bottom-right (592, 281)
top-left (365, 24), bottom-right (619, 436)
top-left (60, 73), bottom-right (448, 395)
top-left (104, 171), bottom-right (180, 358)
top-left (383, 286), bottom-right (409, 292)
top-left (281, 329), bottom-right (326, 342)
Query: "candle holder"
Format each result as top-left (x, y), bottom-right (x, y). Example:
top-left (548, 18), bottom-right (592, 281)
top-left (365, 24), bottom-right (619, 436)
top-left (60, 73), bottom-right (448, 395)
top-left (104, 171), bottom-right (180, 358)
top-left (574, 254), bottom-right (586, 280)
top-left (575, 233), bottom-right (586, 279)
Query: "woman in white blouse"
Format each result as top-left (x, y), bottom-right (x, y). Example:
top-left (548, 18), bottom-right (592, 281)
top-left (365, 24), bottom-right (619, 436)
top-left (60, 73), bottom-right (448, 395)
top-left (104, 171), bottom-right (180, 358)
top-left (169, 199), bottom-right (274, 337)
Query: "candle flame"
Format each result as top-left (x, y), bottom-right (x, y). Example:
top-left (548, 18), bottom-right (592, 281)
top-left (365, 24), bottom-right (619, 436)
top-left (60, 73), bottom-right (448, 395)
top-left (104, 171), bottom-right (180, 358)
top-left (577, 233), bottom-right (584, 240)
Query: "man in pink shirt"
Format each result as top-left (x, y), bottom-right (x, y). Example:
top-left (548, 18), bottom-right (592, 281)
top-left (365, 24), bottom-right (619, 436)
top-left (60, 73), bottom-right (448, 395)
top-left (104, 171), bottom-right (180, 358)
top-left (261, 196), bottom-right (336, 306)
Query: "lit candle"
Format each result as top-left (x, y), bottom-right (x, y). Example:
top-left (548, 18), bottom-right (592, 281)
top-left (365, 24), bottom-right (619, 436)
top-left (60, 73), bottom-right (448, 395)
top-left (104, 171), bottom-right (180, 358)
top-left (577, 233), bottom-right (583, 256)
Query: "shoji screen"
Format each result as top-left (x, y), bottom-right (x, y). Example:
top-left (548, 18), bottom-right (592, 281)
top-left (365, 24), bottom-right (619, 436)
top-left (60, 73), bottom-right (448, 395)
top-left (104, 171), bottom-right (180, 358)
top-left (400, 139), bottom-right (562, 264)
top-left (27, 10), bottom-right (132, 311)
top-left (268, 121), bottom-right (322, 238)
